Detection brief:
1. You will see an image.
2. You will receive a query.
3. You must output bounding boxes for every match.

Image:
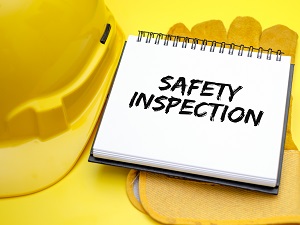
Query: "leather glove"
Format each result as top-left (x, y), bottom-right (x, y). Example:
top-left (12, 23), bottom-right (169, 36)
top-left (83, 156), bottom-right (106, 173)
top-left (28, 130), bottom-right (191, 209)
top-left (126, 17), bottom-right (300, 225)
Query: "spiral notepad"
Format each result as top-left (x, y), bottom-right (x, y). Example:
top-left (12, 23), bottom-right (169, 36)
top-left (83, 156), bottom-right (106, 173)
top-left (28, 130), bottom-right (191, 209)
top-left (89, 31), bottom-right (293, 194)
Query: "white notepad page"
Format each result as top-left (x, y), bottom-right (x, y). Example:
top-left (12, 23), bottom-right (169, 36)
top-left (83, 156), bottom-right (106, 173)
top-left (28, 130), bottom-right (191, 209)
top-left (93, 35), bottom-right (292, 187)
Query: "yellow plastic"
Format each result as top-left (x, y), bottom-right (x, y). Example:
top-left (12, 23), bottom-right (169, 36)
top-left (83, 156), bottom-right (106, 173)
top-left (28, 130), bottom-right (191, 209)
top-left (0, 126), bottom-right (157, 225)
top-left (0, 0), bottom-right (125, 197)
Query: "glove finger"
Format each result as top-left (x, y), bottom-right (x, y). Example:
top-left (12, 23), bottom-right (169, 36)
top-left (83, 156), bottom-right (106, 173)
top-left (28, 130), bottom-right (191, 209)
top-left (227, 16), bottom-right (262, 47)
top-left (286, 96), bottom-right (298, 150)
top-left (285, 125), bottom-right (298, 149)
top-left (260, 25), bottom-right (298, 64)
top-left (191, 20), bottom-right (227, 42)
top-left (167, 22), bottom-right (192, 37)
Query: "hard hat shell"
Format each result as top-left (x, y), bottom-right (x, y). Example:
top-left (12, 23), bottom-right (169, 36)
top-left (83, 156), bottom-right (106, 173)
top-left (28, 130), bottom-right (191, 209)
top-left (0, 0), bottom-right (125, 197)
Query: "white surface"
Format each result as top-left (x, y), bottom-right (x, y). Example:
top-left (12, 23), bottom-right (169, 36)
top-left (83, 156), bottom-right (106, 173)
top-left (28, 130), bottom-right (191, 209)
top-left (93, 35), bottom-right (292, 187)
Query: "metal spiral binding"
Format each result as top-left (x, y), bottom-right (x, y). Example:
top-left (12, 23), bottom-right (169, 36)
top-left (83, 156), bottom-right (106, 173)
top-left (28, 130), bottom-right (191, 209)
top-left (137, 30), bottom-right (284, 61)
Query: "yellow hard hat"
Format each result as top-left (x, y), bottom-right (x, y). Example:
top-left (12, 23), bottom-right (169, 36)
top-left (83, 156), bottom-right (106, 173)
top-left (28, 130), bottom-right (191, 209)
top-left (0, 0), bottom-right (125, 197)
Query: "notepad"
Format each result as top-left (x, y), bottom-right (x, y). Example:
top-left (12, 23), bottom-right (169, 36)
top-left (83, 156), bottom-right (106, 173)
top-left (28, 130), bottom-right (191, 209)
top-left (89, 32), bottom-right (293, 194)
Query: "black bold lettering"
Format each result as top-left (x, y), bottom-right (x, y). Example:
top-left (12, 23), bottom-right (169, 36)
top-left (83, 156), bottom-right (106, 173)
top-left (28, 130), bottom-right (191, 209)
top-left (216, 84), bottom-right (226, 101)
top-left (187, 79), bottom-right (203, 96)
top-left (194, 102), bottom-right (209, 117)
top-left (152, 95), bottom-right (168, 112)
top-left (165, 97), bottom-right (182, 114)
top-left (228, 85), bottom-right (243, 102)
top-left (159, 75), bottom-right (174, 91)
top-left (220, 105), bottom-right (229, 122)
top-left (129, 92), bottom-right (138, 108)
top-left (171, 77), bottom-right (187, 96)
top-left (200, 81), bottom-right (215, 97)
top-left (134, 93), bottom-right (155, 109)
top-left (179, 99), bottom-right (196, 115)
top-left (244, 109), bottom-right (264, 126)
top-left (228, 107), bottom-right (245, 123)
top-left (209, 103), bottom-right (224, 121)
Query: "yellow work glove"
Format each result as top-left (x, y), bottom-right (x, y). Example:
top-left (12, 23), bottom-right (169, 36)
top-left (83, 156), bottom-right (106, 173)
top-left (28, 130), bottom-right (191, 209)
top-left (126, 17), bottom-right (300, 225)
